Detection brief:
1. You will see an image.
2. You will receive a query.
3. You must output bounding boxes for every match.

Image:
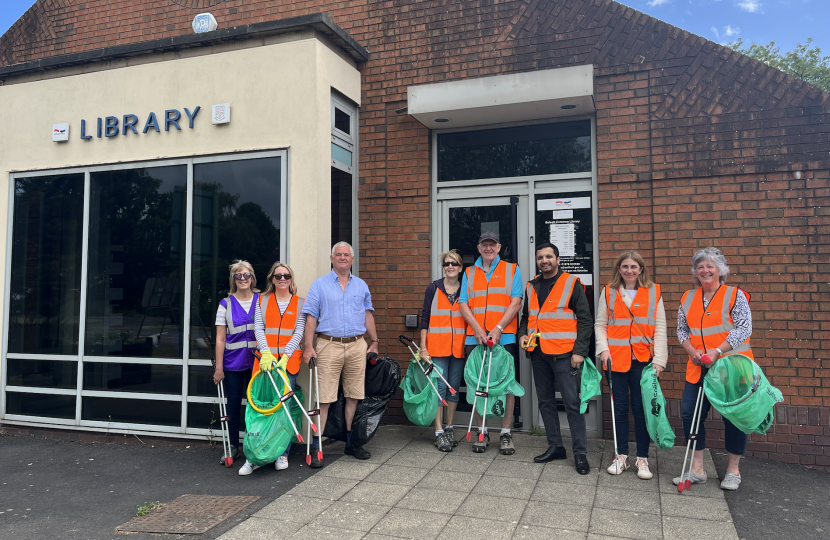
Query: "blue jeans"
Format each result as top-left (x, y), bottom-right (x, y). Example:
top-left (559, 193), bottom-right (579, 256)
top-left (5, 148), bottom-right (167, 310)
top-left (223, 368), bottom-right (252, 450)
top-left (610, 360), bottom-right (650, 458)
top-left (681, 381), bottom-right (747, 455)
top-left (431, 356), bottom-right (465, 403)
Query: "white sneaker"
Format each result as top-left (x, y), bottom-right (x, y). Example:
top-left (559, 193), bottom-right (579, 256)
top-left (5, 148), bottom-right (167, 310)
top-left (635, 457), bottom-right (653, 479)
top-left (238, 460), bottom-right (260, 476)
top-left (606, 454), bottom-right (629, 475)
top-left (276, 456), bottom-right (288, 470)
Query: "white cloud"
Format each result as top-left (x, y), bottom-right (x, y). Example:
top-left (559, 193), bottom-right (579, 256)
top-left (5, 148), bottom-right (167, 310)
top-left (737, 0), bottom-right (762, 12)
top-left (647, 0), bottom-right (670, 7)
top-left (711, 25), bottom-right (741, 42)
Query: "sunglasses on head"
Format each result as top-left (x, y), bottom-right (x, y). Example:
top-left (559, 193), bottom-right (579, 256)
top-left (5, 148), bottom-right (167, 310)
top-left (271, 273), bottom-right (291, 280)
top-left (442, 261), bottom-right (461, 267)
top-left (233, 272), bottom-right (252, 281)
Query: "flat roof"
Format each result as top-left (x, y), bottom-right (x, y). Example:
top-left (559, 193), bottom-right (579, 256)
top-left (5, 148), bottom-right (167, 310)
top-left (0, 12), bottom-right (369, 79)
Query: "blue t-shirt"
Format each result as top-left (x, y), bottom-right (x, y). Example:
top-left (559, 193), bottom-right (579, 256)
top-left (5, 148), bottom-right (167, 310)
top-left (459, 255), bottom-right (523, 345)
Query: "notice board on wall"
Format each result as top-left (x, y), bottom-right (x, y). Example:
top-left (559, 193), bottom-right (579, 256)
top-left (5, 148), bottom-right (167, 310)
top-left (534, 192), bottom-right (594, 286)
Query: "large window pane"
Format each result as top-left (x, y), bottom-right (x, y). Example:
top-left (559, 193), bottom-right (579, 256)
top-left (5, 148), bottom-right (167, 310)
top-left (8, 174), bottom-right (84, 354)
top-left (7, 359), bottom-right (77, 389)
top-left (82, 396), bottom-right (180, 425)
top-left (83, 363), bottom-right (182, 394)
top-left (331, 167), bottom-right (353, 247)
top-left (7, 392), bottom-right (76, 419)
top-left (189, 158), bottom-right (282, 359)
top-left (438, 121), bottom-right (591, 182)
top-left (84, 167), bottom-right (187, 358)
top-left (187, 402), bottom-right (246, 431)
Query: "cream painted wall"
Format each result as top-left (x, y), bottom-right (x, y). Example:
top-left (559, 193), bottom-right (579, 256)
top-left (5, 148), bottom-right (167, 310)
top-left (0, 36), bottom-right (361, 308)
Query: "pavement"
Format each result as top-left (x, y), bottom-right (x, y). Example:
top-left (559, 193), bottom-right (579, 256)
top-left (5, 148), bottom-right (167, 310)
top-left (217, 425), bottom-right (741, 540)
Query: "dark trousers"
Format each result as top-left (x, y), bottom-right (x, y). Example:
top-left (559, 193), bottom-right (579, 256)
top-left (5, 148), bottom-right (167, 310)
top-left (681, 381), bottom-right (747, 455)
top-left (530, 351), bottom-right (587, 455)
top-left (610, 360), bottom-right (650, 458)
top-left (224, 368), bottom-right (252, 450)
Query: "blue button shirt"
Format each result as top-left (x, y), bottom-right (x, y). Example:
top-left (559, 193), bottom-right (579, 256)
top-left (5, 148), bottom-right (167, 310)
top-left (302, 270), bottom-right (374, 337)
top-left (459, 255), bottom-right (523, 345)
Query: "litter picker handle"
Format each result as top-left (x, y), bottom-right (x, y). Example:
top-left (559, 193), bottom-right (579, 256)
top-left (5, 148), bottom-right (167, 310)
top-left (486, 337), bottom-right (495, 348)
top-left (700, 354), bottom-right (712, 367)
top-left (399, 335), bottom-right (418, 349)
top-left (309, 357), bottom-right (317, 369)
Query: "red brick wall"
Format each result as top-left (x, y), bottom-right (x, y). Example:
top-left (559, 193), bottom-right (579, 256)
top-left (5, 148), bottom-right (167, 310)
top-left (3, 0), bottom-right (829, 463)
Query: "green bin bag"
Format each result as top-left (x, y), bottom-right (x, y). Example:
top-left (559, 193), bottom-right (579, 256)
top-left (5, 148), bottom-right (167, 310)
top-left (639, 363), bottom-right (675, 450)
top-left (703, 354), bottom-right (783, 435)
top-left (243, 371), bottom-right (294, 466)
top-left (464, 345), bottom-right (525, 418)
top-left (401, 359), bottom-right (443, 427)
top-left (580, 358), bottom-right (601, 414)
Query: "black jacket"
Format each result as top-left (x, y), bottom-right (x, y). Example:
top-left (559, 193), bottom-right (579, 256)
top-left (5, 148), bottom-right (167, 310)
top-left (518, 269), bottom-right (593, 358)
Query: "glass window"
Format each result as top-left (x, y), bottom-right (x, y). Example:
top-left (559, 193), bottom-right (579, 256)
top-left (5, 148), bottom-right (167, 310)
top-left (331, 167), bottom-right (353, 248)
top-left (449, 205), bottom-right (518, 266)
top-left (437, 121), bottom-right (592, 182)
top-left (334, 107), bottom-right (351, 135)
top-left (83, 363), bottom-right (182, 394)
top-left (7, 392), bottom-right (76, 419)
top-left (187, 402), bottom-right (246, 431)
top-left (189, 158), bottom-right (282, 359)
top-left (84, 166), bottom-right (187, 358)
top-left (331, 143), bottom-right (352, 166)
top-left (7, 359), bottom-right (77, 389)
top-left (82, 396), bottom-right (181, 425)
top-left (8, 174), bottom-right (84, 355)
top-left (188, 365), bottom-right (219, 397)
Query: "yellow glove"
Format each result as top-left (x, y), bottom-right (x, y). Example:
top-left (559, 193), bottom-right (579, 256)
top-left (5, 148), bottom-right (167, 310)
top-left (276, 354), bottom-right (289, 371)
top-left (259, 351), bottom-right (277, 372)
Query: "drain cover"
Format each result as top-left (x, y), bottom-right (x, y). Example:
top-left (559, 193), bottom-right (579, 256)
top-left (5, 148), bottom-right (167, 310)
top-left (116, 494), bottom-right (260, 534)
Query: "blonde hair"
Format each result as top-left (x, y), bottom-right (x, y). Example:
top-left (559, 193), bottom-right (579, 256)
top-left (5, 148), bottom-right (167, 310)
top-left (608, 251), bottom-right (654, 289)
top-left (263, 261), bottom-right (297, 295)
top-left (229, 260), bottom-right (258, 294)
top-left (439, 250), bottom-right (463, 274)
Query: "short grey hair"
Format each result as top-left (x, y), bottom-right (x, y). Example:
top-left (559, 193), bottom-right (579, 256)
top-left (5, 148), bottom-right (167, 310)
top-left (691, 247), bottom-right (729, 286)
top-left (331, 241), bottom-right (354, 257)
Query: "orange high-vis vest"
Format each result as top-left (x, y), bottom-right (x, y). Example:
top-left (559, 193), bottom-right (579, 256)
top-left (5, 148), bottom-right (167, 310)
top-left (680, 285), bottom-right (753, 384)
top-left (525, 272), bottom-right (579, 355)
top-left (465, 260), bottom-right (519, 335)
top-left (426, 285), bottom-right (466, 358)
top-left (258, 293), bottom-right (304, 375)
top-left (604, 285), bottom-right (661, 372)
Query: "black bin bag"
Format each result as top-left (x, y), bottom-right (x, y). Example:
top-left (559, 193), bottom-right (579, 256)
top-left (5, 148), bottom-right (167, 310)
top-left (323, 355), bottom-right (401, 447)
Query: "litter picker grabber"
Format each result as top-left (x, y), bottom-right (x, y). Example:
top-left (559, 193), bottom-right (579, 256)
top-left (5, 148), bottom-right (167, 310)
top-left (466, 337), bottom-right (495, 442)
top-left (306, 357), bottom-right (323, 466)
top-left (604, 356), bottom-right (620, 475)
top-left (398, 335), bottom-right (448, 406)
top-left (211, 357), bottom-right (234, 467)
top-left (265, 370), bottom-right (304, 444)
top-left (273, 363), bottom-right (319, 434)
top-left (399, 335), bottom-right (457, 400)
top-left (678, 354), bottom-right (711, 493)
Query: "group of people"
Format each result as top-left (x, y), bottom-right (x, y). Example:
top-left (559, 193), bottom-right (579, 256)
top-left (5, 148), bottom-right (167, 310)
top-left (214, 235), bottom-right (752, 491)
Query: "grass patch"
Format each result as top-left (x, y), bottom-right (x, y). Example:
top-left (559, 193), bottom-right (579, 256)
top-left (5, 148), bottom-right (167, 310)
top-left (529, 426), bottom-right (546, 437)
top-left (136, 501), bottom-right (165, 517)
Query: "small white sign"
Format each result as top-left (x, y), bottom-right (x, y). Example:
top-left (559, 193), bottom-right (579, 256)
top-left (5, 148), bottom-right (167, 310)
top-left (212, 103), bottom-right (230, 125)
top-left (550, 210), bottom-right (573, 219)
top-left (192, 13), bottom-right (218, 34)
top-left (52, 122), bottom-right (69, 142)
top-left (537, 197), bottom-right (591, 211)
top-left (549, 222), bottom-right (576, 257)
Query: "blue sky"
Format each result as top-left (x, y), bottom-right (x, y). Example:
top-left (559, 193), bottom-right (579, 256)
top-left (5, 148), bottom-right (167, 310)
top-left (1, 0), bottom-right (828, 54)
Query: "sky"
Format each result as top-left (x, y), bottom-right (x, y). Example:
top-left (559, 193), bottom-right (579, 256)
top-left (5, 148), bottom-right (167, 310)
top-left (1, 0), bottom-right (828, 54)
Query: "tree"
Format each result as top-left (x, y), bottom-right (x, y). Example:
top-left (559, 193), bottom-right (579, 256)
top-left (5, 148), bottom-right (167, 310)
top-left (728, 37), bottom-right (830, 93)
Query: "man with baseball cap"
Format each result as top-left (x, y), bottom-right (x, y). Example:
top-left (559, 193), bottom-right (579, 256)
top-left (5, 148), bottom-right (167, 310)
top-left (459, 231), bottom-right (523, 454)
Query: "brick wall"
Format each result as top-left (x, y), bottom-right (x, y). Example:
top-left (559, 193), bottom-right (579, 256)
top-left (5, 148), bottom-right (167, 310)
top-left (2, 0), bottom-right (829, 465)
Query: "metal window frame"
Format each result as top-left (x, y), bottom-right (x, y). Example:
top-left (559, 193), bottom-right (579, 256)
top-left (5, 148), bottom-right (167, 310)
top-left (1, 150), bottom-right (287, 438)
top-left (331, 90), bottom-right (359, 274)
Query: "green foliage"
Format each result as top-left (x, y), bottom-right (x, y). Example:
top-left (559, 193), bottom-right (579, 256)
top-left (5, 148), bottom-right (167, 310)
top-left (728, 37), bottom-right (830, 93)
top-left (136, 501), bottom-right (164, 517)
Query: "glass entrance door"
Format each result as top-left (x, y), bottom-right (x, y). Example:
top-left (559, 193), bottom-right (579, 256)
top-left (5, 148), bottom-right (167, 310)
top-left (438, 197), bottom-right (530, 430)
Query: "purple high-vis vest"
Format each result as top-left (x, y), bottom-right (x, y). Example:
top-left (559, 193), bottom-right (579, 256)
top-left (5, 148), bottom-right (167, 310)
top-left (221, 293), bottom-right (258, 371)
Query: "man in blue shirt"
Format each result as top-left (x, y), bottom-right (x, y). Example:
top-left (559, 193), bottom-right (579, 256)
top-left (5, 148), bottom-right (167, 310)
top-left (459, 232), bottom-right (523, 455)
top-left (303, 241), bottom-right (379, 466)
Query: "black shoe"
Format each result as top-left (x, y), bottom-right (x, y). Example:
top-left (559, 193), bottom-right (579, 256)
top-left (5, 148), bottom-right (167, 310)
top-left (575, 454), bottom-right (590, 475)
top-left (534, 446), bottom-right (567, 463)
top-left (309, 449), bottom-right (325, 469)
top-left (345, 445), bottom-right (371, 460)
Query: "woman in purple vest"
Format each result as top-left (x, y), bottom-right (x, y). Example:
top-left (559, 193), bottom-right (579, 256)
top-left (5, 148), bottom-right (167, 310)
top-left (213, 260), bottom-right (259, 462)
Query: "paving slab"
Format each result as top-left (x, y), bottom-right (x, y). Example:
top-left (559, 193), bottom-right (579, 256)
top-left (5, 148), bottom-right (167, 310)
top-left (417, 469), bottom-right (482, 492)
top-left (369, 507), bottom-right (451, 539)
top-left (386, 448), bottom-right (445, 468)
top-left (520, 501), bottom-right (592, 532)
top-left (341, 481), bottom-right (411, 506)
top-left (657, 473), bottom-right (724, 499)
top-left (441, 515), bottom-right (518, 540)
top-left (395, 487), bottom-right (468, 514)
top-left (662, 516), bottom-right (740, 540)
top-left (217, 517), bottom-right (304, 540)
top-left (287, 523), bottom-right (365, 540)
top-left (514, 524), bottom-right (588, 540)
top-left (660, 493), bottom-right (733, 522)
top-left (434, 454), bottom-right (494, 473)
top-left (539, 464), bottom-right (599, 486)
top-left (457, 494), bottom-right (528, 522)
top-left (365, 464), bottom-right (429, 486)
top-left (252, 494), bottom-right (333, 522)
top-left (593, 487), bottom-right (660, 515)
top-left (474, 474), bottom-right (536, 500)
top-left (486, 459), bottom-right (544, 480)
top-left (318, 460), bottom-right (379, 481)
top-left (355, 446), bottom-right (399, 464)
top-left (313, 500), bottom-right (390, 531)
top-left (287, 475), bottom-right (359, 500)
top-left (588, 507), bottom-right (663, 540)
top-left (531, 481), bottom-right (595, 505)
top-left (597, 468), bottom-right (659, 492)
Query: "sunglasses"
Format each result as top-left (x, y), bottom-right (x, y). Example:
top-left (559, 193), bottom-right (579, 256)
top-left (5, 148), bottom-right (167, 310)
top-left (442, 261), bottom-right (461, 268)
top-left (233, 272), bottom-right (252, 281)
top-left (271, 273), bottom-right (291, 280)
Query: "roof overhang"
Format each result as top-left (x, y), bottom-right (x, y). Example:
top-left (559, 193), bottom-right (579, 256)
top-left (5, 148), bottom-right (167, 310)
top-left (407, 65), bottom-right (595, 129)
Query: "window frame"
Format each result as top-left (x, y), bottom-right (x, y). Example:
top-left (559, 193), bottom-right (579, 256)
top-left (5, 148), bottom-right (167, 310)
top-left (1, 150), bottom-right (287, 437)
